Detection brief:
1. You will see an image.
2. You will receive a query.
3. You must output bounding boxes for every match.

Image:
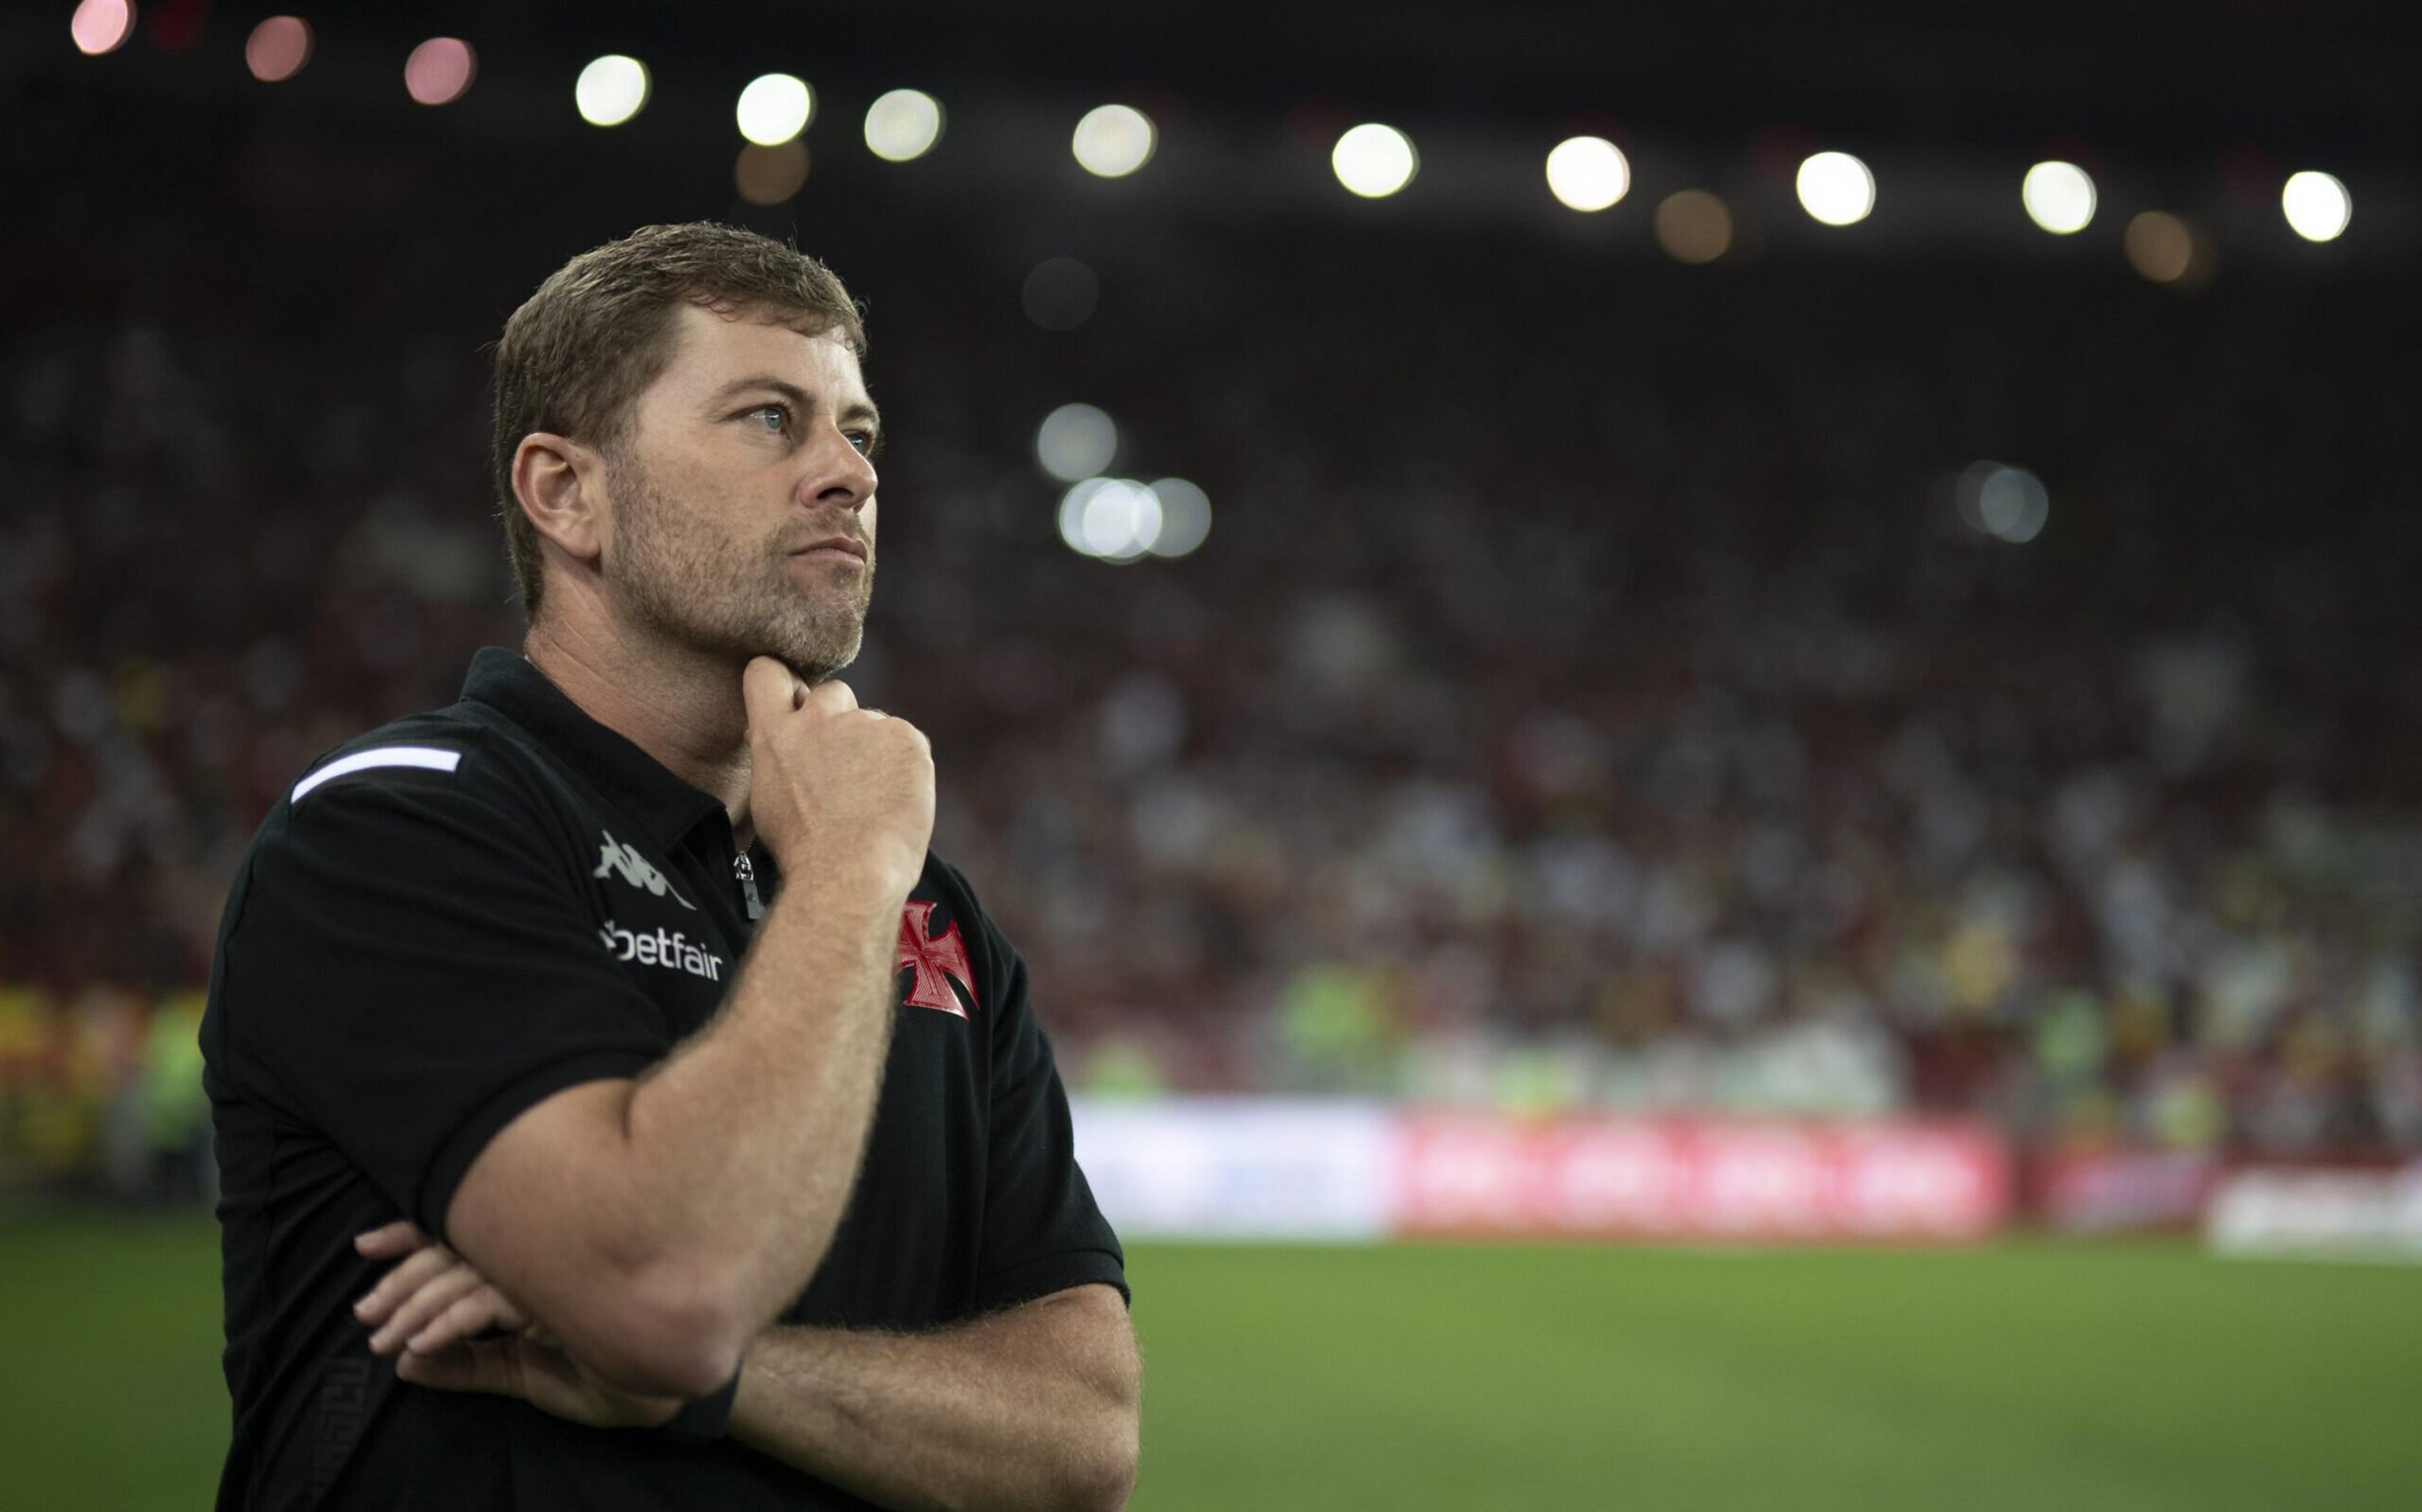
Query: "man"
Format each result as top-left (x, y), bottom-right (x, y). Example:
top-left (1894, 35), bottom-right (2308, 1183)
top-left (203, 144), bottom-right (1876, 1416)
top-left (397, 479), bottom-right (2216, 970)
top-left (201, 222), bottom-right (1140, 1510)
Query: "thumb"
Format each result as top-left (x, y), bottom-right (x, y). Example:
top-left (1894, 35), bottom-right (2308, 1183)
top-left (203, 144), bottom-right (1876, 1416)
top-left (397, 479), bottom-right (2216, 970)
top-left (741, 656), bottom-right (804, 733)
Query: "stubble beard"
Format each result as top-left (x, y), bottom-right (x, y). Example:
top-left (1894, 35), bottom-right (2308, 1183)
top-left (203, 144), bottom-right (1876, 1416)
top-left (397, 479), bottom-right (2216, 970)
top-left (609, 451), bottom-right (873, 684)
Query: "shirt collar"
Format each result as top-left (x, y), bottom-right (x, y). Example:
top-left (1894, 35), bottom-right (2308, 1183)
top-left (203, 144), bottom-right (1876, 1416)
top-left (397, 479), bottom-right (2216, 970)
top-left (459, 646), bottom-right (730, 852)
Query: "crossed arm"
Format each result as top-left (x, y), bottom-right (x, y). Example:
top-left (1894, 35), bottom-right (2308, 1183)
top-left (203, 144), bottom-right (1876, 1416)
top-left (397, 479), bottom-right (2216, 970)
top-left (356, 1223), bottom-right (1140, 1512)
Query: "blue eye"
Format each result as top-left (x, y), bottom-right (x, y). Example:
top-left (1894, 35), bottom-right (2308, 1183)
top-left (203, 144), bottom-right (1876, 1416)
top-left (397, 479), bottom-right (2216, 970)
top-left (751, 404), bottom-right (788, 434)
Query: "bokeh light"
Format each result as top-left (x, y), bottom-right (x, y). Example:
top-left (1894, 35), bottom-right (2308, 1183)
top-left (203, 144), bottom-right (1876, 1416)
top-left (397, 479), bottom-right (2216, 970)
top-left (1145, 478), bottom-right (1212, 558)
top-left (1955, 462), bottom-right (2050, 544)
top-left (734, 141), bottom-right (810, 206)
top-left (1059, 479), bottom-right (1164, 562)
top-left (865, 90), bottom-right (944, 161)
top-left (403, 38), bottom-right (476, 107)
top-left (1545, 136), bottom-right (1630, 212)
top-left (736, 74), bottom-right (812, 146)
top-left (1022, 259), bottom-right (1100, 332)
top-left (243, 17), bottom-right (311, 83)
top-left (1796, 151), bottom-right (1875, 226)
top-left (2124, 211), bottom-right (2204, 285)
top-left (1037, 404), bottom-right (1118, 482)
top-left (1073, 105), bottom-right (1156, 178)
top-left (70, 0), bottom-right (132, 56)
top-left (2021, 161), bottom-right (2096, 235)
top-left (575, 55), bottom-right (650, 128)
top-left (1331, 124), bottom-right (1417, 199)
top-left (2281, 171), bottom-right (2351, 243)
top-left (1654, 190), bottom-right (1733, 264)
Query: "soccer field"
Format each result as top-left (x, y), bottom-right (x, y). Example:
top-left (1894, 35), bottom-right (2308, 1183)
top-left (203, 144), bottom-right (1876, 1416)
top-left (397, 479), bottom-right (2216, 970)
top-left (4, 1213), bottom-right (2416, 1509)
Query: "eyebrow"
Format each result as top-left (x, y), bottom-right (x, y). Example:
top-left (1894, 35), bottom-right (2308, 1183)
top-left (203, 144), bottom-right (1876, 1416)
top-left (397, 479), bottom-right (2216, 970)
top-left (706, 374), bottom-right (882, 433)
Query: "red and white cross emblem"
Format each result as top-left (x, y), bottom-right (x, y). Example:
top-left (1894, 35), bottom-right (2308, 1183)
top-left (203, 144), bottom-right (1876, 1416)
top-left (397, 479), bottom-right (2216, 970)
top-left (895, 900), bottom-right (978, 1018)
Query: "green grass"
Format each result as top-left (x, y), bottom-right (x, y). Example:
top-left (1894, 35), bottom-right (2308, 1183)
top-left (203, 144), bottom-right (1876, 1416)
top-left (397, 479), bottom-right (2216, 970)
top-left (4, 1214), bottom-right (2416, 1509)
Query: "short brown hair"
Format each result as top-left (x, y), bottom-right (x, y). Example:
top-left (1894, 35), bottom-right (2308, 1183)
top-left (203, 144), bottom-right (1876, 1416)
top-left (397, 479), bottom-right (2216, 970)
top-left (489, 223), bottom-right (867, 616)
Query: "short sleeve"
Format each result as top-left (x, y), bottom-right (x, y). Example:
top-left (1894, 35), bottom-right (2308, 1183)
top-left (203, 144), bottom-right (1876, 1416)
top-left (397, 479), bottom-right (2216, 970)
top-left (217, 765), bottom-right (669, 1241)
top-left (966, 897), bottom-right (1128, 1311)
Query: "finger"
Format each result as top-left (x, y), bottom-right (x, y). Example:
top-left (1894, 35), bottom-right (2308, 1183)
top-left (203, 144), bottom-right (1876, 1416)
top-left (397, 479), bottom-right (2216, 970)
top-left (370, 1267), bottom-right (486, 1355)
top-left (406, 1284), bottom-right (529, 1357)
top-left (742, 656), bottom-right (800, 733)
top-left (395, 1337), bottom-right (526, 1400)
top-left (354, 1245), bottom-right (459, 1326)
top-left (803, 678), bottom-right (857, 714)
top-left (353, 1221), bottom-right (429, 1259)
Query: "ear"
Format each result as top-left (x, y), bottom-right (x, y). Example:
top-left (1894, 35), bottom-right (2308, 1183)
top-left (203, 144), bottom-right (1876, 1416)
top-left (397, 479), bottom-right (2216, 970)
top-left (512, 432), bottom-right (609, 571)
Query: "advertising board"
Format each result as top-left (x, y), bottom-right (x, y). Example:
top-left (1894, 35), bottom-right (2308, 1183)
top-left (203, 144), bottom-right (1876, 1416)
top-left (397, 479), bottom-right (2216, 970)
top-left (1070, 1098), bottom-right (2010, 1243)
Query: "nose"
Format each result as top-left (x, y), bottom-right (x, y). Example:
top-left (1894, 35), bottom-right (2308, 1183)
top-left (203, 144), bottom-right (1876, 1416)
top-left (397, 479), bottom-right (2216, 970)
top-left (810, 424), bottom-right (877, 512)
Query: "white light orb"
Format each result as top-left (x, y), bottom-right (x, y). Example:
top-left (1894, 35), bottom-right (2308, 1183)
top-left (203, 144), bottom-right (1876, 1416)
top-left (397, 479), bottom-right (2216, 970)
top-left (1073, 104), bottom-right (1156, 178)
top-left (1332, 123), bottom-right (1417, 199)
top-left (1145, 478), bottom-right (1212, 558)
top-left (1545, 136), bottom-right (1630, 212)
top-left (1036, 404), bottom-right (1118, 482)
top-left (2281, 171), bottom-right (2351, 243)
top-left (1058, 479), bottom-right (1107, 554)
top-left (865, 89), bottom-right (943, 161)
top-left (1058, 479), bottom-right (1163, 561)
top-left (1957, 462), bottom-right (2050, 544)
top-left (1084, 480), bottom-right (1163, 561)
top-left (2021, 161), bottom-right (2096, 235)
top-left (735, 74), bottom-right (812, 146)
top-left (576, 55), bottom-right (650, 128)
top-left (1796, 151), bottom-right (1876, 226)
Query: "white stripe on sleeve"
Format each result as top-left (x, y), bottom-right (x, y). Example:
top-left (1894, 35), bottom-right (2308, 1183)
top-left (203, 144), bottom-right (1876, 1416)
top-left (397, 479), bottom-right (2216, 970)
top-left (290, 746), bottom-right (464, 804)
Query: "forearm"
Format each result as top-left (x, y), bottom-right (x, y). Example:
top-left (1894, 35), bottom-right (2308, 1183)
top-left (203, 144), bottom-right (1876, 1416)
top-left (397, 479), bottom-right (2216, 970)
top-left (619, 875), bottom-right (898, 1314)
top-left (450, 876), bottom-right (898, 1388)
top-left (730, 1286), bottom-right (1140, 1512)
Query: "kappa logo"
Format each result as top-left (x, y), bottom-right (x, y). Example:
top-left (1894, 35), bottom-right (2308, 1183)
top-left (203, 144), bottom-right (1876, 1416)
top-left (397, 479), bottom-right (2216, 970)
top-left (897, 900), bottom-right (978, 1018)
top-left (593, 829), bottom-right (695, 910)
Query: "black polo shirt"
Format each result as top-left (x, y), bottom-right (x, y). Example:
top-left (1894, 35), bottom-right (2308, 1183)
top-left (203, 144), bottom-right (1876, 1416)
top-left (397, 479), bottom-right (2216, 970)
top-left (202, 648), bottom-right (1125, 1511)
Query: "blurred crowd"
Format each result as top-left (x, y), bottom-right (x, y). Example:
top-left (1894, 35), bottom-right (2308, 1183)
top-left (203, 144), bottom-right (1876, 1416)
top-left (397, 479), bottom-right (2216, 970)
top-left (5, 98), bottom-right (2418, 1196)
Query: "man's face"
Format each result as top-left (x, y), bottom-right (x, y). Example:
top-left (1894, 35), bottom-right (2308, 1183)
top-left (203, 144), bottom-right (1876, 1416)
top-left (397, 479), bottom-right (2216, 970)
top-left (602, 303), bottom-right (881, 682)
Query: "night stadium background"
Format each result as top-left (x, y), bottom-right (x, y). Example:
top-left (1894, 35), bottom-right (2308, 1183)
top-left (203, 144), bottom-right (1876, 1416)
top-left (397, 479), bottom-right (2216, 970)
top-left (4, 1), bottom-right (2419, 1506)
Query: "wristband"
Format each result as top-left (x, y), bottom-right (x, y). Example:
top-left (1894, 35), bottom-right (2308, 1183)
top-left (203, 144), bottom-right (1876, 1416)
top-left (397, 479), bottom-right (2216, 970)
top-left (664, 1356), bottom-right (744, 1441)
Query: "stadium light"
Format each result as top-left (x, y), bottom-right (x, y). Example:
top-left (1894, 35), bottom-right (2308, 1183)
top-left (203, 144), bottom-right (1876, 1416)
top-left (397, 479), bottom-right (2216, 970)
top-left (1058, 479), bottom-right (1164, 562)
top-left (2124, 211), bottom-right (2199, 284)
top-left (1796, 151), bottom-right (1875, 226)
top-left (2021, 161), bottom-right (2095, 234)
top-left (734, 142), bottom-right (809, 206)
top-left (736, 74), bottom-right (812, 146)
top-left (1073, 105), bottom-right (1155, 178)
top-left (1654, 190), bottom-right (1733, 264)
top-left (1332, 124), bottom-right (1417, 199)
top-left (2281, 171), bottom-right (2351, 242)
top-left (1545, 136), bottom-right (1630, 212)
top-left (404, 38), bottom-right (476, 107)
top-left (1145, 479), bottom-right (1212, 558)
top-left (244, 17), bottom-right (312, 82)
top-left (1036, 404), bottom-right (1118, 482)
top-left (1955, 463), bottom-right (2049, 544)
top-left (70, 0), bottom-right (132, 56)
top-left (865, 90), bottom-right (943, 161)
top-left (576, 55), bottom-right (650, 128)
